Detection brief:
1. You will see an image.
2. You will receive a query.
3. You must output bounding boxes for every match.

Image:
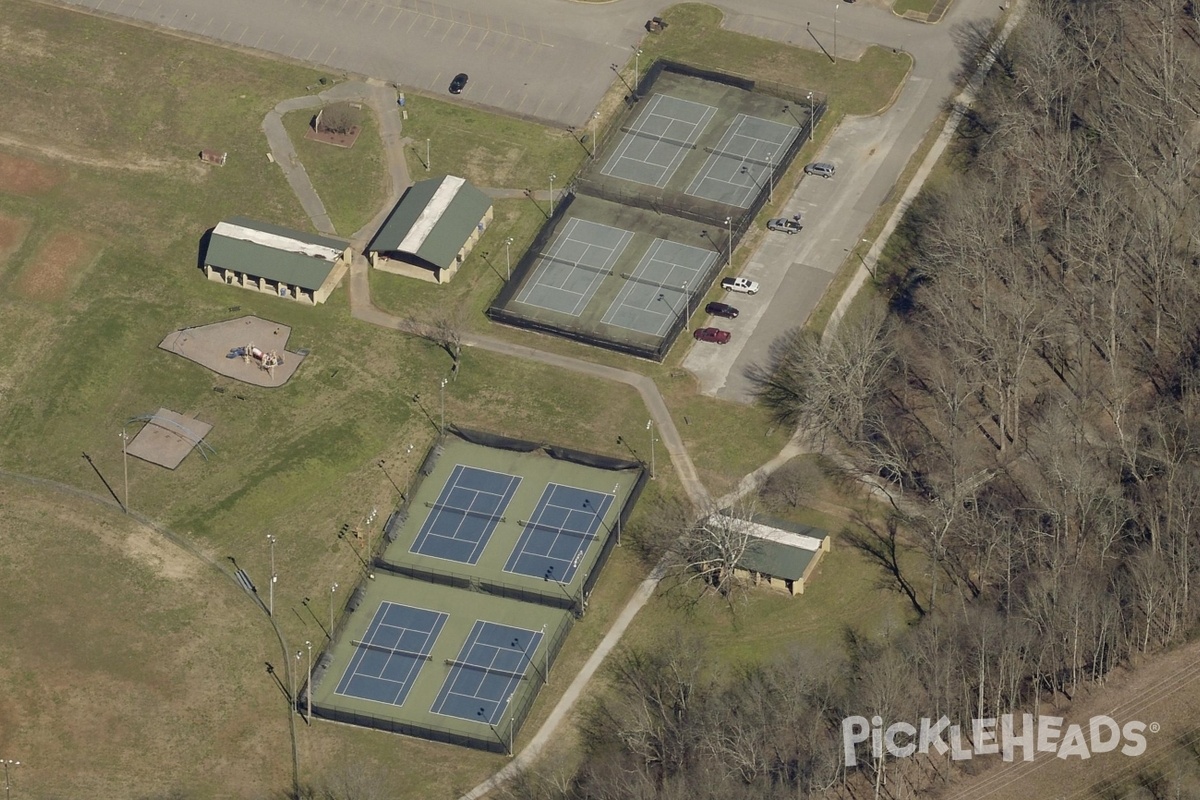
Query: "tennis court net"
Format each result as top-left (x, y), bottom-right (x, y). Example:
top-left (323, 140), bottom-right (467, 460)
top-left (704, 146), bottom-right (773, 169)
top-left (621, 126), bottom-right (697, 151)
top-left (444, 659), bottom-right (528, 681)
top-left (536, 253), bottom-right (613, 277)
top-left (620, 271), bottom-right (694, 293)
top-left (425, 501), bottom-right (506, 523)
top-left (352, 639), bottom-right (432, 661)
top-left (519, 519), bottom-right (599, 541)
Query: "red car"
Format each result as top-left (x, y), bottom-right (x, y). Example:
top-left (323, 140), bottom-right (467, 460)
top-left (693, 327), bottom-right (732, 344)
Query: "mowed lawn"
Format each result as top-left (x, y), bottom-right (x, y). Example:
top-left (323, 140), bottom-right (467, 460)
top-left (0, 2), bottom-right (652, 797)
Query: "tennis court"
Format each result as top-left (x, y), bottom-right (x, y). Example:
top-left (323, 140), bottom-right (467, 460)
top-left (504, 484), bottom-right (614, 583)
top-left (601, 93), bottom-right (717, 189)
top-left (600, 238), bottom-right (718, 336)
top-left (333, 602), bottom-right (447, 706)
top-left (686, 114), bottom-right (801, 207)
top-left (409, 465), bottom-right (521, 565)
top-left (513, 219), bottom-right (634, 317)
top-left (432, 620), bottom-right (546, 725)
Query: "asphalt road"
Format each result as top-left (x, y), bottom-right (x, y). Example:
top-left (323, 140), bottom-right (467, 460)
top-left (679, 0), bottom-right (1002, 402)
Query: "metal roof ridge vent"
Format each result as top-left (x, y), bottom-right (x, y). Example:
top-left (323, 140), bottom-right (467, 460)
top-left (214, 220), bottom-right (343, 260)
top-left (398, 175), bottom-right (467, 254)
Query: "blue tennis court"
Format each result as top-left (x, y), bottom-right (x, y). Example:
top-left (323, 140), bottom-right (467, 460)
top-left (504, 484), bottom-right (614, 583)
top-left (334, 602), bottom-right (447, 706)
top-left (431, 621), bottom-right (545, 725)
top-left (410, 465), bottom-right (521, 564)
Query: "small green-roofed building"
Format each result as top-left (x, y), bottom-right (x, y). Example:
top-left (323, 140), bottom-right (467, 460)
top-left (203, 216), bottom-right (350, 304)
top-left (366, 176), bottom-right (493, 284)
top-left (710, 511), bottom-right (831, 597)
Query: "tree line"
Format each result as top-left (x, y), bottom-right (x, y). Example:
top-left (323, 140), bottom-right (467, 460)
top-left (498, 0), bottom-right (1200, 797)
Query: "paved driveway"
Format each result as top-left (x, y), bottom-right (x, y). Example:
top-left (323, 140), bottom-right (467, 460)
top-left (682, 0), bottom-right (1001, 402)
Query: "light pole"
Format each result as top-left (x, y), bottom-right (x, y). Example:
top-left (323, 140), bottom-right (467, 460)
top-left (267, 534), bottom-right (277, 617)
top-left (834, 4), bottom-right (839, 62)
top-left (808, 92), bottom-right (815, 141)
top-left (511, 634), bottom-right (547, 685)
top-left (634, 48), bottom-right (643, 93)
top-left (613, 482), bottom-right (621, 546)
top-left (329, 582), bottom-right (339, 639)
top-left (305, 640), bottom-right (313, 723)
top-left (725, 216), bottom-right (732, 268)
top-left (439, 377), bottom-right (448, 433)
top-left (682, 280), bottom-right (690, 323)
top-left (426, 138), bottom-right (431, 171)
top-left (767, 149), bottom-right (776, 202)
top-left (119, 428), bottom-right (129, 513)
top-left (1, 759), bottom-right (20, 800)
top-left (542, 623), bottom-right (549, 683)
top-left (590, 111), bottom-right (600, 160)
top-left (549, 173), bottom-right (557, 216)
top-left (504, 236), bottom-right (514, 280)
top-left (646, 419), bottom-right (656, 479)
top-left (293, 650), bottom-right (302, 712)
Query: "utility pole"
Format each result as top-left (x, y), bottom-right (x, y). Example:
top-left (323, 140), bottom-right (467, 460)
top-left (266, 534), bottom-right (277, 617)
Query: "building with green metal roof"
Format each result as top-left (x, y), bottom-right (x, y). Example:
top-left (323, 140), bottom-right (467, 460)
top-left (709, 511), bottom-right (831, 597)
top-left (366, 176), bottom-right (493, 284)
top-left (203, 216), bottom-right (350, 304)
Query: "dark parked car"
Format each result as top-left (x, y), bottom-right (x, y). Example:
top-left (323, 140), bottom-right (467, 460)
top-left (694, 327), bottom-right (732, 344)
top-left (449, 73), bottom-right (469, 94)
top-left (705, 301), bottom-right (740, 319)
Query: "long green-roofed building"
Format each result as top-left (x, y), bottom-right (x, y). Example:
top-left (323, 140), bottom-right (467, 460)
top-left (366, 176), bottom-right (493, 284)
top-left (203, 216), bottom-right (350, 304)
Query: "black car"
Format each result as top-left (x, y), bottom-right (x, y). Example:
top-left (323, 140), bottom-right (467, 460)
top-left (449, 73), bottom-right (469, 94)
top-left (705, 301), bottom-right (739, 319)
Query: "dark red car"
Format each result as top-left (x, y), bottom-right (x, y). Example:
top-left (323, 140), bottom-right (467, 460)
top-left (693, 327), bottom-right (732, 344)
top-left (705, 301), bottom-right (739, 319)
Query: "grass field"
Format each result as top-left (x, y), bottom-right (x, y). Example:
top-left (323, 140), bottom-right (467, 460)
top-left (0, 2), bottom-right (651, 796)
top-left (281, 106), bottom-right (388, 237)
top-left (0, 0), bottom-right (914, 795)
top-left (398, 97), bottom-right (588, 190)
top-left (638, 4), bottom-right (912, 118)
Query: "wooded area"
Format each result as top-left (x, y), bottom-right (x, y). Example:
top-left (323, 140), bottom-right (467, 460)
top-left (503, 0), bottom-right (1200, 796)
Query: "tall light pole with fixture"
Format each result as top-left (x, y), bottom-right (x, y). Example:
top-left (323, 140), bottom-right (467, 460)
top-left (634, 48), bottom-right (643, 94)
top-left (682, 281), bottom-right (690, 323)
top-left (329, 582), bottom-right (339, 639)
top-left (767, 149), bottom-right (776, 202)
top-left (808, 92), bottom-right (815, 141)
top-left (590, 111), bottom-right (600, 160)
top-left (613, 482), bottom-right (622, 546)
top-left (549, 173), bottom-right (557, 216)
top-left (504, 237), bottom-right (514, 280)
top-left (1, 759), bottom-right (20, 800)
top-left (119, 427), bottom-right (130, 513)
top-left (305, 640), bottom-right (313, 722)
top-left (267, 534), bottom-right (277, 617)
top-left (293, 650), bottom-right (302, 712)
top-left (440, 377), bottom-right (448, 433)
top-left (725, 216), bottom-right (732, 268)
top-left (426, 138), bottom-right (431, 171)
top-left (834, 4), bottom-right (839, 62)
top-left (646, 420), bottom-right (657, 479)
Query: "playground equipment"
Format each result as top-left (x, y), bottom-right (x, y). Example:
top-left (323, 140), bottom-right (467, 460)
top-left (226, 343), bottom-right (284, 376)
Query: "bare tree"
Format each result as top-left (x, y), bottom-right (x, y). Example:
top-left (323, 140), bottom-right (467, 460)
top-left (316, 102), bottom-right (361, 135)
